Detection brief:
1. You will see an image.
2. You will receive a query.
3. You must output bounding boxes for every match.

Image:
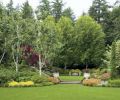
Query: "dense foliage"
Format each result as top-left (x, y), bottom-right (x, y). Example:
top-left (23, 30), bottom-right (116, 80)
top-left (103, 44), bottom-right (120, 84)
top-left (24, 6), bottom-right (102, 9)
top-left (0, 0), bottom-right (120, 81)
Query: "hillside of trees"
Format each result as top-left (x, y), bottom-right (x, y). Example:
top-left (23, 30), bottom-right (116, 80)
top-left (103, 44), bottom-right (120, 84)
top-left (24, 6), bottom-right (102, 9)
top-left (0, 0), bottom-right (120, 73)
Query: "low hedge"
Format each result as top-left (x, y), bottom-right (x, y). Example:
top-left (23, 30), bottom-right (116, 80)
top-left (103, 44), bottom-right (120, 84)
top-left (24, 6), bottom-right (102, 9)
top-left (109, 79), bottom-right (120, 87)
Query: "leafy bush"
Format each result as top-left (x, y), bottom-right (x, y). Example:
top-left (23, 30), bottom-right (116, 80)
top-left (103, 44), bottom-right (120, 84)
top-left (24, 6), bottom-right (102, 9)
top-left (0, 68), bottom-right (17, 85)
top-left (82, 78), bottom-right (101, 86)
top-left (0, 68), bottom-right (55, 87)
top-left (59, 69), bottom-right (69, 75)
top-left (109, 79), bottom-right (120, 87)
top-left (100, 72), bottom-right (111, 81)
top-left (31, 75), bottom-right (49, 84)
top-left (17, 76), bottom-right (32, 82)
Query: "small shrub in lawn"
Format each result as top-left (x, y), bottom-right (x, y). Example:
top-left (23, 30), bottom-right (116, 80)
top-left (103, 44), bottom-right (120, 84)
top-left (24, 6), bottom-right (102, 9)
top-left (82, 78), bottom-right (101, 86)
top-left (109, 79), bottom-right (120, 87)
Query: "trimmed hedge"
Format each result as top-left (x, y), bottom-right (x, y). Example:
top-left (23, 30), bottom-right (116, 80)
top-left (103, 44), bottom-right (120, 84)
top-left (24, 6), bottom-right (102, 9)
top-left (109, 79), bottom-right (120, 87)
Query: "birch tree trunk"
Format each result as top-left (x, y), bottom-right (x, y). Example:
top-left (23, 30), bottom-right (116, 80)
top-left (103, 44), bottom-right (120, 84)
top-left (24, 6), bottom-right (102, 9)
top-left (0, 38), bottom-right (6, 64)
top-left (38, 54), bottom-right (42, 76)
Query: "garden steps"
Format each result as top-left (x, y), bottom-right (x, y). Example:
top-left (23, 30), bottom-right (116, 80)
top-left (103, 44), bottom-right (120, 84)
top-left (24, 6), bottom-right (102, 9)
top-left (60, 81), bottom-right (81, 84)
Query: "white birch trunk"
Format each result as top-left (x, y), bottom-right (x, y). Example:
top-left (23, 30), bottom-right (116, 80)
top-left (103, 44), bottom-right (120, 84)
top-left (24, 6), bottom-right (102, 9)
top-left (38, 54), bottom-right (42, 76)
top-left (12, 45), bottom-right (18, 73)
top-left (0, 38), bottom-right (6, 64)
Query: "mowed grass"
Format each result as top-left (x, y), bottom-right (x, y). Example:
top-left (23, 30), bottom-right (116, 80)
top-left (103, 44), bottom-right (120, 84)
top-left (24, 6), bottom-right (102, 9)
top-left (0, 84), bottom-right (120, 100)
top-left (59, 76), bottom-right (83, 81)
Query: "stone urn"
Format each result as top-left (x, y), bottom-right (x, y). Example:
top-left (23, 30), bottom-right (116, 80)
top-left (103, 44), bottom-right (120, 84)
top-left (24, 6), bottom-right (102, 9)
top-left (53, 72), bottom-right (59, 78)
top-left (84, 72), bottom-right (90, 79)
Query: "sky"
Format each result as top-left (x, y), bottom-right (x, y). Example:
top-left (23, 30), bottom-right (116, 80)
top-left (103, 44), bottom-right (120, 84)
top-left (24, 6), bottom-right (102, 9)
top-left (0, 0), bottom-right (117, 18)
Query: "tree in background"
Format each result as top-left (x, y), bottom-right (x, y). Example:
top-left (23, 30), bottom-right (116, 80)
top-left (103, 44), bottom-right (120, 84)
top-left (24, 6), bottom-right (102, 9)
top-left (22, 0), bottom-right (34, 19)
top-left (111, 5), bottom-right (120, 40)
top-left (6, 0), bottom-right (14, 16)
top-left (62, 7), bottom-right (75, 21)
top-left (74, 16), bottom-right (105, 69)
top-left (89, 0), bottom-right (109, 24)
top-left (52, 0), bottom-right (63, 22)
top-left (89, 0), bottom-right (111, 45)
top-left (36, 0), bottom-right (51, 20)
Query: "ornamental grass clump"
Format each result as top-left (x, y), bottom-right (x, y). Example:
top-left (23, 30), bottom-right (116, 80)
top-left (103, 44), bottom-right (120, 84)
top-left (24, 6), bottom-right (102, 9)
top-left (82, 78), bottom-right (101, 86)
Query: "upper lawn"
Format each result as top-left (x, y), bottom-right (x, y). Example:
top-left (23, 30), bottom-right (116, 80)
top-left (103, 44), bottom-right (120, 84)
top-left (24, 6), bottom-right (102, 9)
top-left (59, 76), bottom-right (83, 81)
top-left (0, 84), bottom-right (120, 100)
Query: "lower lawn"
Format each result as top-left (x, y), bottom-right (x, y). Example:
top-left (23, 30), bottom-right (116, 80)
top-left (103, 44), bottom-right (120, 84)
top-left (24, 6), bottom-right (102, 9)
top-left (0, 84), bottom-right (120, 100)
top-left (59, 76), bottom-right (83, 81)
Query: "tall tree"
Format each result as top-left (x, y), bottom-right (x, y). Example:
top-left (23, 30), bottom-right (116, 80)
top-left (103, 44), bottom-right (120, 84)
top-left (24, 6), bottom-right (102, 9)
top-left (22, 0), bottom-right (34, 19)
top-left (56, 16), bottom-right (74, 69)
top-left (7, 0), bottom-right (14, 15)
top-left (34, 16), bottom-right (61, 75)
top-left (35, 0), bottom-right (51, 20)
top-left (52, 0), bottom-right (63, 22)
top-left (74, 16), bottom-right (105, 69)
top-left (111, 6), bottom-right (120, 40)
top-left (89, 0), bottom-right (111, 45)
top-left (89, 0), bottom-right (109, 24)
top-left (62, 7), bottom-right (75, 21)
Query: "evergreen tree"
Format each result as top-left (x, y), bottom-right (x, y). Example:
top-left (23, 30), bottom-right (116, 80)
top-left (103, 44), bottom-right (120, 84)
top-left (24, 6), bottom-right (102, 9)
top-left (89, 0), bottom-right (112, 45)
top-left (89, 0), bottom-right (109, 24)
top-left (62, 7), bottom-right (75, 21)
top-left (36, 0), bottom-right (51, 20)
top-left (22, 0), bottom-right (34, 19)
top-left (52, 0), bottom-right (63, 22)
top-left (7, 0), bottom-right (14, 15)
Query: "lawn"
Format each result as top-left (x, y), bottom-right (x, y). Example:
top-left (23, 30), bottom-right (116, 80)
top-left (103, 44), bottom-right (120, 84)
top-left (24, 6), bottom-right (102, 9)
top-left (59, 76), bottom-right (83, 81)
top-left (0, 84), bottom-right (120, 100)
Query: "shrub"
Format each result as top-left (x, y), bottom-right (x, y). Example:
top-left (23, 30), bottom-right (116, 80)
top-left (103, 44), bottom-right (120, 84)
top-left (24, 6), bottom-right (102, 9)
top-left (18, 76), bottom-right (32, 82)
top-left (31, 75), bottom-right (49, 84)
top-left (0, 68), bottom-right (16, 85)
top-left (69, 69), bottom-right (81, 76)
top-left (8, 81), bottom-right (34, 87)
top-left (17, 70), bottom-right (37, 77)
top-left (109, 79), bottom-right (120, 87)
top-left (48, 77), bottom-right (60, 84)
top-left (8, 81), bottom-right (19, 87)
top-left (100, 72), bottom-right (111, 81)
top-left (82, 78), bottom-right (101, 86)
top-left (59, 69), bottom-right (69, 75)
